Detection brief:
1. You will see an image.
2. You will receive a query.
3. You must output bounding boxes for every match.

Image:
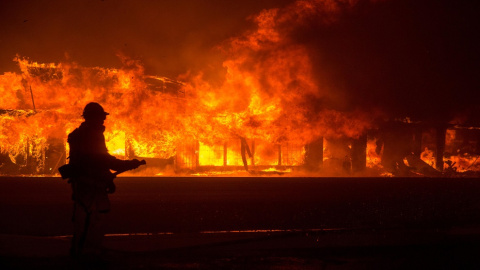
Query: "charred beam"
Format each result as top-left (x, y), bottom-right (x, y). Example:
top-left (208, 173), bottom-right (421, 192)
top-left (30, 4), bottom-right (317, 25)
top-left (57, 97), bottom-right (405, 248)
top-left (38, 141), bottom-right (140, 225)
top-left (436, 126), bottom-right (447, 171)
top-left (304, 137), bottom-right (323, 171)
top-left (250, 140), bottom-right (255, 167)
top-left (277, 144), bottom-right (282, 167)
top-left (413, 128), bottom-right (423, 158)
top-left (351, 134), bottom-right (367, 172)
top-left (29, 86), bottom-right (36, 113)
top-left (240, 137), bottom-right (252, 172)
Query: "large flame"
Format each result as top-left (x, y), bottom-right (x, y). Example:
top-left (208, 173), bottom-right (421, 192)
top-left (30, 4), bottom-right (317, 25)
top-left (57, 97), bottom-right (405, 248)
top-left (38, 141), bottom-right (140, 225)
top-left (2, 0), bottom-right (476, 176)
top-left (0, 0), bottom-right (376, 176)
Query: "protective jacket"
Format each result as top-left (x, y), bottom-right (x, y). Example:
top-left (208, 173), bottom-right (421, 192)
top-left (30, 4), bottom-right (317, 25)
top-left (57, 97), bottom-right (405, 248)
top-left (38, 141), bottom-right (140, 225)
top-left (67, 121), bottom-right (136, 212)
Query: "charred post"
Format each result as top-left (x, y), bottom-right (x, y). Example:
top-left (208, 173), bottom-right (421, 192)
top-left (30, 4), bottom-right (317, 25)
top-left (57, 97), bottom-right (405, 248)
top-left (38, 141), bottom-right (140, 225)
top-left (435, 126), bottom-right (447, 171)
top-left (351, 134), bottom-right (367, 172)
top-left (250, 140), bottom-right (255, 167)
top-left (304, 137), bottom-right (323, 171)
top-left (277, 144), bottom-right (282, 167)
top-left (413, 127), bottom-right (423, 158)
top-left (240, 138), bottom-right (252, 171)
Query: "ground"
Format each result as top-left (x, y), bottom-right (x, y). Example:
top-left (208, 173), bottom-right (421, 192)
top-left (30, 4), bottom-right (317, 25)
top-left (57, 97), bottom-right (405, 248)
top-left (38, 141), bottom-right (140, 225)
top-left (1, 176), bottom-right (480, 269)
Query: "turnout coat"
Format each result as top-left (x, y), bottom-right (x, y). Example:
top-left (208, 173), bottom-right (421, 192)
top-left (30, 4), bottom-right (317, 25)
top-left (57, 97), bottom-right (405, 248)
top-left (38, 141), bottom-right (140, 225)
top-left (67, 122), bottom-right (136, 212)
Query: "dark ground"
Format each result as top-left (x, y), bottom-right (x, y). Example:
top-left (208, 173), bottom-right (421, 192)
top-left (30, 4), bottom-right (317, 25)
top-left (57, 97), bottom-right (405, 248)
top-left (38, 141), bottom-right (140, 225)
top-left (1, 176), bottom-right (480, 269)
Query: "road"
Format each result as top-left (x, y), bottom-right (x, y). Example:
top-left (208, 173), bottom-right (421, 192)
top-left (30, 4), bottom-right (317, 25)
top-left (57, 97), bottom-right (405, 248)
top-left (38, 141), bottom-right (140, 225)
top-left (1, 176), bottom-right (480, 269)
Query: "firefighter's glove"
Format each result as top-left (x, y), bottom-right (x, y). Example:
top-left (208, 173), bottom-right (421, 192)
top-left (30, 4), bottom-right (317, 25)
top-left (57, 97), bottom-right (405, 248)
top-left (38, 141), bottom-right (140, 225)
top-left (129, 159), bottom-right (143, 170)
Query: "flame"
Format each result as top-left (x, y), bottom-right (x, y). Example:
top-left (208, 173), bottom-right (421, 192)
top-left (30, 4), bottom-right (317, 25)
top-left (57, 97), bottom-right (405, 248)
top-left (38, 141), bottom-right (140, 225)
top-left (0, 53), bottom-right (371, 175)
top-left (420, 147), bottom-right (436, 168)
top-left (198, 143), bottom-right (224, 166)
top-left (445, 155), bottom-right (480, 172)
top-left (0, 0), bottom-right (429, 176)
top-left (443, 129), bottom-right (480, 172)
top-left (366, 137), bottom-right (382, 168)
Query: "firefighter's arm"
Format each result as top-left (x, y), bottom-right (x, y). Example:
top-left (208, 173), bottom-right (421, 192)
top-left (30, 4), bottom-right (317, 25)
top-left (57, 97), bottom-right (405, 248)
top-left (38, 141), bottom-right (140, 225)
top-left (106, 157), bottom-right (145, 172)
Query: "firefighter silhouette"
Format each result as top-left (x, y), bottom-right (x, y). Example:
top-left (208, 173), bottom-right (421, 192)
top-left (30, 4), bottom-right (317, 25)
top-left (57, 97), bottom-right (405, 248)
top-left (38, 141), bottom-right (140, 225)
top-left (66, 102), bottom-right (144, 258)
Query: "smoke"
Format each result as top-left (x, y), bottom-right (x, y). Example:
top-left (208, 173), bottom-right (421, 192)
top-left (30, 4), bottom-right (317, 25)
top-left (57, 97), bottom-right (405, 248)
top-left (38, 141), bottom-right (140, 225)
top-left (291, 0), bottom-right (480, 124)
top-left (233, 0), bottom-right (478, 127)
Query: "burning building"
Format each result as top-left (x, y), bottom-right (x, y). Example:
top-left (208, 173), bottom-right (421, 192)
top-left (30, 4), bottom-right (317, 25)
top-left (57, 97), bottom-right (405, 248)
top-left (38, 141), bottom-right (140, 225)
top-left (1, 0), bottom-right (479, 177)
top-left (1, 56), bottom-right (479, 177)
top-left (0, 56), bottom-right (310, 176)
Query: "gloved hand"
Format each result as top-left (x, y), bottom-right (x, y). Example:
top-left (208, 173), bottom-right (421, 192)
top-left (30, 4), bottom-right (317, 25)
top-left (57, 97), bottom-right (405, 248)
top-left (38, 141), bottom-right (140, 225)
top-left (128, 159), bottom-right (146, 170)
top-left (129, 159), bottom-right (142, 170)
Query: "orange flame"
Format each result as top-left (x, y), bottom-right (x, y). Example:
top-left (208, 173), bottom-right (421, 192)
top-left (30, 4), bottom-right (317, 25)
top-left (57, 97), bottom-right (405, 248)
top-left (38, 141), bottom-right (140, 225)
top-left (1, 1), bottom-right (396, 176)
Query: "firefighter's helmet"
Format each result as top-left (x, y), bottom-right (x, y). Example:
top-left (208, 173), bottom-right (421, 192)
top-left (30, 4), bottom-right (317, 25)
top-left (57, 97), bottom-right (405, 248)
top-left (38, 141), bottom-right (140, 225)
top-left (82, 102), bottom-right (109, 119)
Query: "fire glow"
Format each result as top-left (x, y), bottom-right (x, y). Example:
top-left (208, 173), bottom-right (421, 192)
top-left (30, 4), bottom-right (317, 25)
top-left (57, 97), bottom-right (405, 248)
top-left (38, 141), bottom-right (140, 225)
top-left (1, 0), bottom-right (479, 177)
top-left (0, 56), bottom-right (315, 175)
top-left (1, 57), bottom-right (478, 177)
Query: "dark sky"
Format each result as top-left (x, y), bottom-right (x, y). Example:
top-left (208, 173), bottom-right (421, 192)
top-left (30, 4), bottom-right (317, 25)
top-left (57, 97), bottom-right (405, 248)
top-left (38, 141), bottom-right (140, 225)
top-left (1, 0), bottom-right (479, 123)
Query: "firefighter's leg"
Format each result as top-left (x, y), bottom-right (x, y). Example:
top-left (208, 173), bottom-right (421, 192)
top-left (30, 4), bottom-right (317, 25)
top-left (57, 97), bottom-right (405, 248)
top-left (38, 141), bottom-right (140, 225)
top-left (82, 204), bottom-right (106, 254)
top-left (71, 203), bottom-right (90, 257)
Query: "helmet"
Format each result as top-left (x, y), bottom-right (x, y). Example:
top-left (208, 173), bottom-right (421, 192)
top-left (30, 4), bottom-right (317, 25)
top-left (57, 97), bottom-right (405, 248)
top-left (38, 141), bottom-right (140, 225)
top-left (82, 102), bottom-right (109, 119)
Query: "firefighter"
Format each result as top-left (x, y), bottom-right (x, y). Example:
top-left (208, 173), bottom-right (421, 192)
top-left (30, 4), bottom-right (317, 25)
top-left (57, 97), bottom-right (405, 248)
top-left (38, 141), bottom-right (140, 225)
top-left (67, 102), bottom-right (143, 258)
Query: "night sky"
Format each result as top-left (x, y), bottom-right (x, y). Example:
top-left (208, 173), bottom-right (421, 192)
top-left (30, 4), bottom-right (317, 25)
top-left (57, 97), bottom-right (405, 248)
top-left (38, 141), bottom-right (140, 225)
top-left (1, 0), bottom-right (479, 124)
